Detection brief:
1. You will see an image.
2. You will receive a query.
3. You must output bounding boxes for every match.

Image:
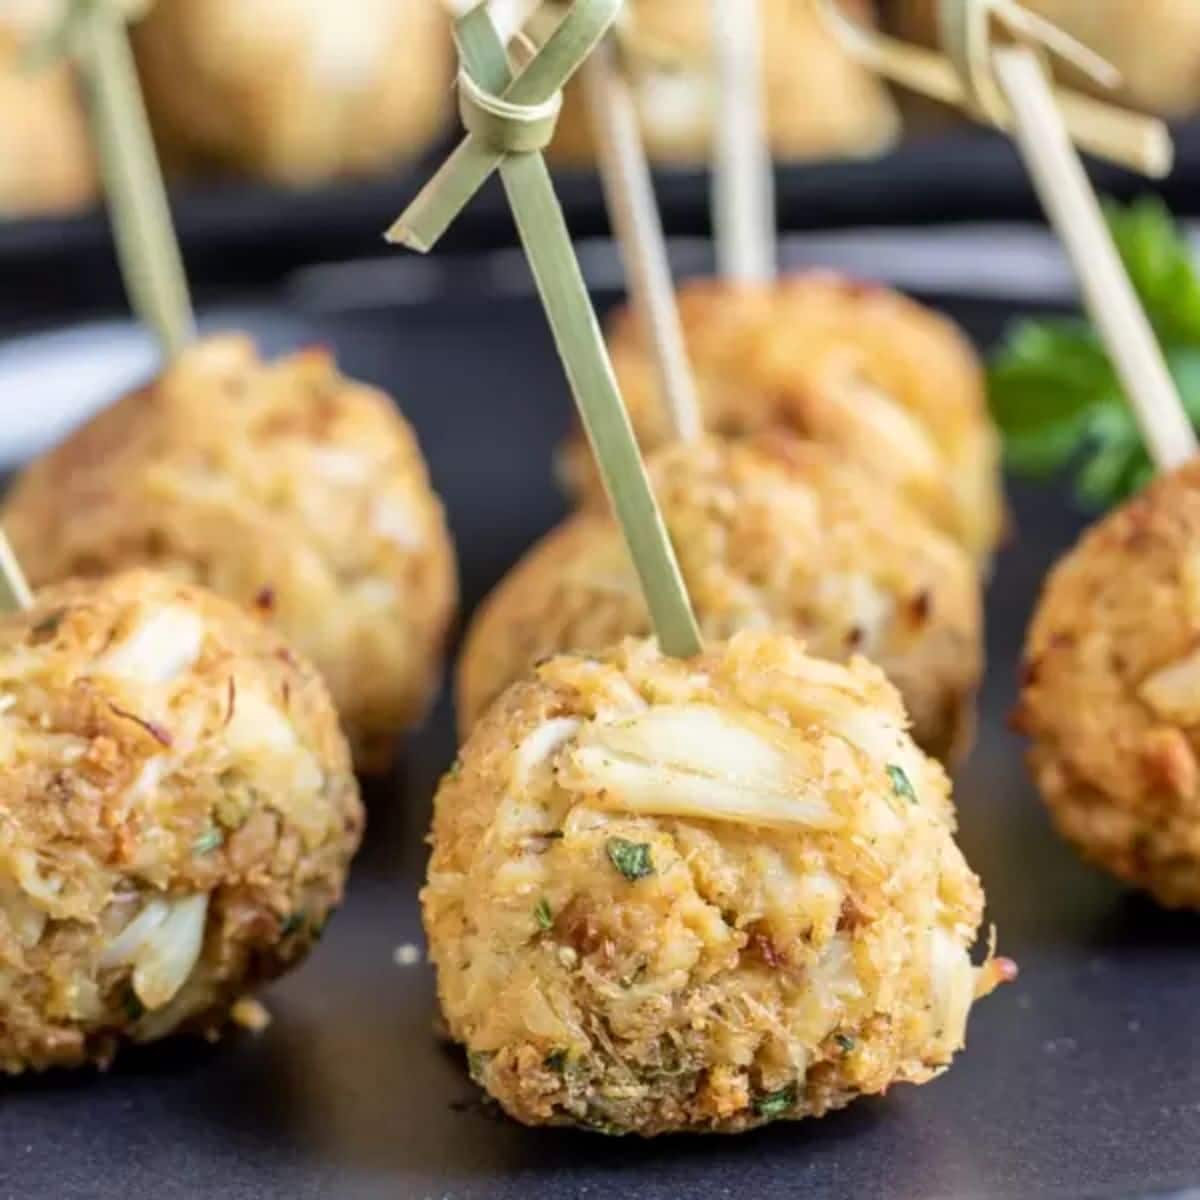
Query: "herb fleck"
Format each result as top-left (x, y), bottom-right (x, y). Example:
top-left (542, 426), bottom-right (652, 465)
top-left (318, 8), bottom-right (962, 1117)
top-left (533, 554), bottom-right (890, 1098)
top-left (534, 897), bottom-right (554, 931)
top-left (834, 1033), bottom-right (856, 1054)
top-left (280, 912), bottom-right (305, 937)
top-left (192, 827), bottom-right (224, 856)
top-left (887, 764), bottom-right (918, 804)
top-left (753, 1083), bottom-right (797, 1119)
top-left (606, 838), bottom-right (654, 882)
top-left (123, 986), bottom-right (145, 1021)
top-left (447, 758), bottom-right (462, 780)
top-left (31, 610), bottom-right (65, 640)
top-left (544, 1048), bottom-right (568, 1072)
top-left (467, 1050), bottom-right (493, 1083)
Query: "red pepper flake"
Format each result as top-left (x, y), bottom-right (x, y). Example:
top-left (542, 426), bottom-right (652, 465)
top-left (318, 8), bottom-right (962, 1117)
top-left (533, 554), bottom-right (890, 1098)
top-left (254, 586), bottom-right (276, 614)
top-left (837, 896), bottom-right (868, 933)
top-left (107, 702), bottom-right (172, 747)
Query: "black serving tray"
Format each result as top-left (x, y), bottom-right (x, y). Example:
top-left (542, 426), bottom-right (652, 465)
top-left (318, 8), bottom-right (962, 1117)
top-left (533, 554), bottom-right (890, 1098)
top-left (2, 277), bottom-right (1200, 1200)
top-left (8, 120), bottom-right (1200, 327)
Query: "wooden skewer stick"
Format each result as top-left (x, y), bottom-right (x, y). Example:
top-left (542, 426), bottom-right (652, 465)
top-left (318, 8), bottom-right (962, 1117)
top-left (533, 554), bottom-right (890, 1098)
top-left (990, 48), bottom-right (1196, 472)
top-left (581, 36), bottom-right (702, 442)
top-left (812, 0), bottom-right (1172, 178)
top-left (0, 535), bottom-right (34, 614)
top-left (74, 1), bottom-right (194, 358)
top-left (709, 0), bottom-right (776, 282)
top-left (391, 0), bottom-right (703, 658)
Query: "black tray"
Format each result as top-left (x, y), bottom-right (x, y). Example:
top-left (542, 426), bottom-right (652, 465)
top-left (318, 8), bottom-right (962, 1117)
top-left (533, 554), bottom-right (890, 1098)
top-left (7, 121), bottom-right (1200, 326)
top-left (3, 285), bottom-right (1199, 1200)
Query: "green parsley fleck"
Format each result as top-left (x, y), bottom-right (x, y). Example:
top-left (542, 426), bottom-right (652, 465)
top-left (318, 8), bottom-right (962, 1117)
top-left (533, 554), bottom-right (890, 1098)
top-left (467, 1050), bottom-right (493, 1083)
top-left (887, 764), bottom-right (918, 804)
top-left (280, 912), bottom-right (305, 937)
top-left (123, 986), bottom-right (145, 1022)
top-left (534, 897), bottom-right (554, 931)
top-left (606, 837), bottom-right (654, 882)
top-left (192, 827), bottom-right (224, 855)
top-left (753, 1084), bottom-right (797, 1119)
top-left (543, 1048), bottom-right (568, 1072)
top-left (834, 1033), bottom-right (856, 1054)
top-left (447, 758), bottom-right (462, 779)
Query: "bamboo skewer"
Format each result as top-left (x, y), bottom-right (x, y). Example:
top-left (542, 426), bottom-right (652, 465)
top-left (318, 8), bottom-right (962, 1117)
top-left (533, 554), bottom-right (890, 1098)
top-left (709, 0), bottom-right (776, 283)
top-left (990, 48), bottom-right (1196, 472)
top-left (581, 35), bottom-right (702, 442)
top-left (812, 0), bottom-right (1172, 178)
top-left (73, 1), bottom-right (194, 358)
top-left (391, 0), bottom-right (702, 657)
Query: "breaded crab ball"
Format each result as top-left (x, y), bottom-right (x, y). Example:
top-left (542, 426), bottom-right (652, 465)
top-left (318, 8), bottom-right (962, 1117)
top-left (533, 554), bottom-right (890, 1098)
top-left (132, 0), bottom-right (452, 184)
top-left (560, 275), bottom-right (1004, 567)
top-left (425, 632), bottom-right (1009, 1135)
top-left (1016, 460), bottom-right (1200, 909)
top-left (0, 569), bottom-right (363, 1073)
top-left (548, 0), bottom-right (898, 166)
top-left (0, 19), bottom-right (96, 217)
top-left (461, 434), bottom-right (982, 763)
top-left (3, 334), bottom-right (457, 772)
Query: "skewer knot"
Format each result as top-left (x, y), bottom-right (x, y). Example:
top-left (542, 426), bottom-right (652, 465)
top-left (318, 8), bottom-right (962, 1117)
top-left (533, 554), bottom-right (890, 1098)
top-left (457, 35), bottom-right (564, 154)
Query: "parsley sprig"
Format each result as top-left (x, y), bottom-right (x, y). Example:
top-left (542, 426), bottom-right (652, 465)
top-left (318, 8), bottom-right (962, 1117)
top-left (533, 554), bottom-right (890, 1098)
top-left (988, 197), bottom-right (1200, 508)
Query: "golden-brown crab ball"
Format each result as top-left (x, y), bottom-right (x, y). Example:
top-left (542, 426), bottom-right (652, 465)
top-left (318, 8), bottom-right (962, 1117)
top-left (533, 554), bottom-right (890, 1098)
top-left (0, 21), bottom-right (96, 216)
top-left (425, 632), bottom-right (1009, 1135)
top-left (560, 275), bottom-right (1005, 568)
top-left (0, 569), bottom-right (363, 1073)
top-left (131, 0), bottom-right (452, 185)
top-left (1016, 460), bottom-right (1200, 909)
top-left (461, 434), bottom-right (982, 763)
top-left (2, 335), bottom-right (457, 772)
top-left (548, 0), bottom-right (899, 166)
top-left (884, 0), bottom-right (1200, 120)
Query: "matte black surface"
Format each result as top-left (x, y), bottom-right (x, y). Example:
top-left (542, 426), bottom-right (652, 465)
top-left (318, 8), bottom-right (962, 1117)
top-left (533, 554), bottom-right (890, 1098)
top-left (7, 121), bottom-right (1200, 324)
top-left (3, 292), bottom-right (1200, 1200)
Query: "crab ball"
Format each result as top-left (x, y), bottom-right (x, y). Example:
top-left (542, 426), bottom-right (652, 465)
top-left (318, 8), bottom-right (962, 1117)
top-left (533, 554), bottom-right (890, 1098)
top-left (461, 434), bottom-right (981, 763)
top-left (0, 20), bottom-right (96, 216)
top-left (0, 569), bottom-right (363, 1073)
top-left (1017, 460), bottom-right (1200, 908)
top-left (548, 0), bottom-right (899, 165)
top-left (131, 0), bottom-right (452, 184)
top-left (2, 334), bottom-right (457, 772)
top-left (426, 632), bottom-right (1007, 1135)
top-left (560, 275), bottom-right (1004, 568)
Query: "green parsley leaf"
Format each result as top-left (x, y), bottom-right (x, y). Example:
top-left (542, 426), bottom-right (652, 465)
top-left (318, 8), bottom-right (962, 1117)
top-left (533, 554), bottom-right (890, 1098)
top-left (543, 1048), bottom-right (568, 1072)
top-left (834, 1033), bottom-right (856, 1054)
top-left (534, 897), bottom-right (554, 931)
top-left (987, 197), bottom-right (1200, 509)
top-left (753, 1083), bottom-right (797, 1119)
top-left (605, 837), bottom-right (654, 881)
top-left (887, 764), bottom-right (918, 804)
top-left (192, 827), bottom-right (224, 856)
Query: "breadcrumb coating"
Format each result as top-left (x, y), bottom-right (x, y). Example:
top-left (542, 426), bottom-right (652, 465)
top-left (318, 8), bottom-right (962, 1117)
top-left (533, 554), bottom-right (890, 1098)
top-left (1018, 460), bottom-right (1200, 908)
top-left (461, 434), bottom-right (981, 762)
top-left (0, 569), bottom-right (362, 1072)
top-left (562, 274), bottom-right (1004, 567)
top-left (549, 0), bottom-right (898, 165)
top-left (3, 334), bottom-right (457, 771)
top-left (427, 632), bottom-right (1003, 1135)
top-left (132, 0), bottom-right (452, 183)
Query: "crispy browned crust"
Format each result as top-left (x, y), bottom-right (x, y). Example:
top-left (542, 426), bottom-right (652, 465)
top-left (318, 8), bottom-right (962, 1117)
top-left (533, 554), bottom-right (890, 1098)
top-left (0, 569), bottom-right (363, 1073)
top-left (560, 274), bottom-right (1004, 567)
top-left (461, 434), bottom-right (981, 762)
top-left (0, 27), bottom-right (95, 215)
top-left (132, 0), bottom-right (453, 183)
top-left (428, 633), bottom-right (992, 1134)
top-left (1018, 460), bottom-right (1200, 907)
top-left (548, 0), bottom-right (898, 165)
top-left (3, 334), bottom-right (458, 771)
